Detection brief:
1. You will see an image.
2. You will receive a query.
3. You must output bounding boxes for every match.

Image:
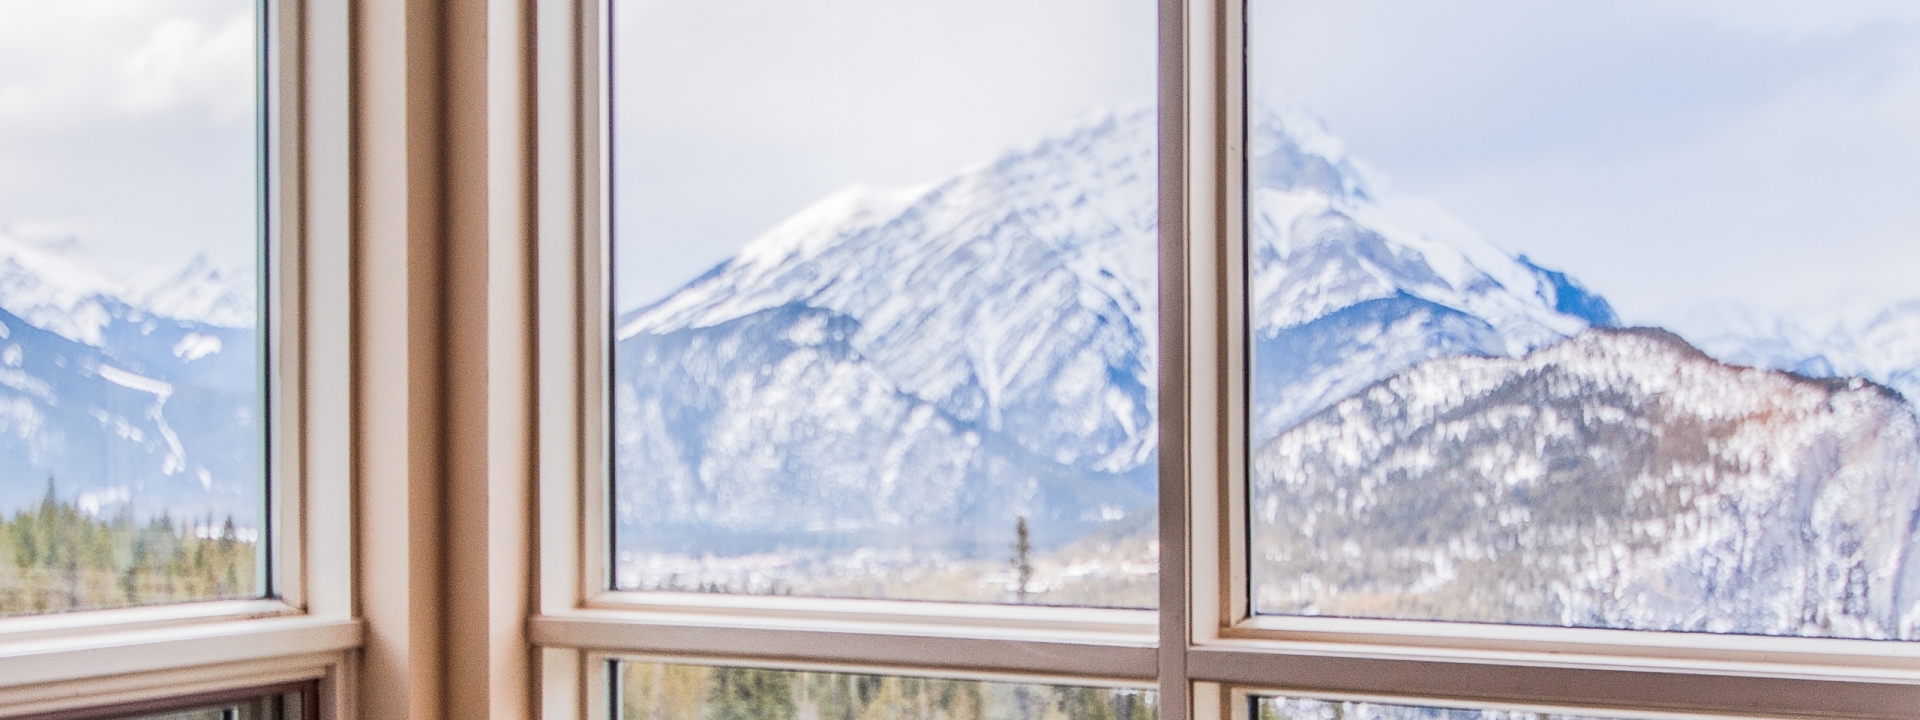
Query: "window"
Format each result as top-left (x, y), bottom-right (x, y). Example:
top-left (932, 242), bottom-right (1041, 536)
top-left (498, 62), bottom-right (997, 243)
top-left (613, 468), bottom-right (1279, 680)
top-left (1244, 0), bottom-right (1920, 645)
top-left (20, 683), bottom-right (314, 720)
top-left (0, 0), bottom-right (354, 713)
top-left (9, 0), bottom-right (1917, 717)
top-left (0, 0), bottom-right (265, 616)
top-left (607, 0), bottom-right (1159, 608)
top-left (534, 2), bottom-right (1920, 720)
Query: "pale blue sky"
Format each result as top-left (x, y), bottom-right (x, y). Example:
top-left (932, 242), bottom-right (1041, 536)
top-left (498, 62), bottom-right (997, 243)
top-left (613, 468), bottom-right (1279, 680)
top-left (1252, 0), bottom-right (1920, 324)
top-left (618, 0), bottom-right (1920, 324)
top-left (611, 0), bottom-right (1158, 311)
top-left (0, 0), bottom-right (257, 282)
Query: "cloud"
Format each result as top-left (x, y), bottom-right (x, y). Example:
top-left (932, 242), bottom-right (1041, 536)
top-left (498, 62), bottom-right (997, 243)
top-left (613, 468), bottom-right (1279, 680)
top-left (0, 0), bottom-right (254, 127)
top-left (0, 0), bottom-right (258, 278)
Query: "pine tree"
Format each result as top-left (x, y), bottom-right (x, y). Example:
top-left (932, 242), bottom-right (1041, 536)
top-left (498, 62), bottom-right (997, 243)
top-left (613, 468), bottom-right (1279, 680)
top-left (1011, 516), bottom-right (1033, 604)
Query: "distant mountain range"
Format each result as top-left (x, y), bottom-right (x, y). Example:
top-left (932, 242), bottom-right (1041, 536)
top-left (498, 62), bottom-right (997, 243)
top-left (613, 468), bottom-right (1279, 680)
top-left (611, 105), bottom-right (1920, 594)
top-left (1238, 108), bottom-right (1920, 638)
top-left (0, 232), bottom-right (257, 523)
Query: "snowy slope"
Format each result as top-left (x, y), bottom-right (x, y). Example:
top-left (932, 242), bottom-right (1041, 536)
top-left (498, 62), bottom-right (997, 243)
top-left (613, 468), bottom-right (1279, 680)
top-left (1246, 107), bottom-right (1615, 442)
top-left (1253, 328), bottom-right (1920, 639)
top-left (615, 111), bottom-right (1159, 553)
top-left (611, 106), bottom-right (1619, 558)
top-left (0, 230), bottom-right (260, 521)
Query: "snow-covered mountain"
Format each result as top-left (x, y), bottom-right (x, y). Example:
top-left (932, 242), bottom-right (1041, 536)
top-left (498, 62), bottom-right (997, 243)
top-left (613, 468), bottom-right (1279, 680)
top-left (610, 106), bottom-right (1619, 561)
top-left (0, 231), bottom-right (259, 522)
top-left (613, 99), bottom-right (1918, 628)
top-left (1246, 106), bottom-right (1616, 443)
top-left (1253, 328), bottom-right (1920, 640)
top-left (615, 110), bottom-right (1159, 555)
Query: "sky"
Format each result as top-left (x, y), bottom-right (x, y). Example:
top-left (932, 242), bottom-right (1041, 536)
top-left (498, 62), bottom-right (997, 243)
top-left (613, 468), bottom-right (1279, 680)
top-left (611, 0), bottom-right (1158, 311)
top-left (0, 0), bottom-right (257, 283)
top-left (1251, 0), bottom-right (1920, 325)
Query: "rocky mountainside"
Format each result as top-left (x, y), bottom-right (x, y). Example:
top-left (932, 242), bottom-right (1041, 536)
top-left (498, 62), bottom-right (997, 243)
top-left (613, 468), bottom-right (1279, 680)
top-left (611, 106), bottom-right (1620, 560)
top-left (1245, 107), bottom-right (1616, 443)
top-left (615, 111), bottom-right (1160, 555)
top-left (1253, 328), bottom-right (1920, 639)
top-left (0, 232), bottom-right (258, 522)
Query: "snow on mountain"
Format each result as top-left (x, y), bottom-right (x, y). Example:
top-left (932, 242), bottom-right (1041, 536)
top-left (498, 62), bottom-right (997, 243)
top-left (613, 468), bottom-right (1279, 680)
top-left (612, 104), bottom-right (1625, 561)
top-left (0, 230), bottom-right (254, 345)
top-left (1667, 299), bottom-right (1920, 404)
top-left (615, 110), bottom-right (1159, 554)
top-left (1246, 107), bottom-right (1615, 442)
top-left (1254, 328), bottom-right (1920, 640)
top-left (0, 229), bottom-right (259, 520)
top-left (128, 254), bottom-right (258, 329)
top-left (0, 232), bottom-right (122, 346)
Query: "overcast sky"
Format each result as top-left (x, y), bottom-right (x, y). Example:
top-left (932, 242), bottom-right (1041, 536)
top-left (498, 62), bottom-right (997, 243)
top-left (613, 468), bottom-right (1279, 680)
top-left (0, 0), bottom-right (257, 283)
top-left (611, 0), bottom-right (1157, 311)
top-left (1252, 0), bottom-right (1920, 324)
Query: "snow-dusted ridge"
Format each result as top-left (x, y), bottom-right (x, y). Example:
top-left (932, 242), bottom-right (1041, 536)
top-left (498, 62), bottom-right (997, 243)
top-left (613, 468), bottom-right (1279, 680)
top-left (0, 230), bottom-right (255, 346)
top-left (0, 228), bottom-right (261, 521)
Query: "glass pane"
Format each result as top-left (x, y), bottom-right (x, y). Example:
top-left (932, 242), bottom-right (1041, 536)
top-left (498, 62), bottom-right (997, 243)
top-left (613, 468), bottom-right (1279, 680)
top-left (610, 1), bottom-right (1158, 606)
top-left (1259, 696), bottom-right (1647, 720)
top-left (101, 688), bottom-right (306, 720)
top-left (0, 0), bottom-right (264, 614)
top-left (1247, 1), bottom-right (1920, 639)
top-left (617, 661), bottom-right (1155, 720)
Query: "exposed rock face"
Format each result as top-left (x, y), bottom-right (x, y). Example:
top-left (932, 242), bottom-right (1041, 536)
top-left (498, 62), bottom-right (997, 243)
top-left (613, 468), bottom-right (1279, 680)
top-left (1254, 328), bottom-right (1920, 640)
top-left (614, 111), bottom-right (1159, 554)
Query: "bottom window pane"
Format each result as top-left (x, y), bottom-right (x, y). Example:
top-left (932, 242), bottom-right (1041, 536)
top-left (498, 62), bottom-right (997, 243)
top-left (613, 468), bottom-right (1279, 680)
top-left (1258, 696), bottom-right (1656, 720)
top-left (29, 686), bottom-right (308, 720)
top-left (616, 662), bottom-right (1156, 720)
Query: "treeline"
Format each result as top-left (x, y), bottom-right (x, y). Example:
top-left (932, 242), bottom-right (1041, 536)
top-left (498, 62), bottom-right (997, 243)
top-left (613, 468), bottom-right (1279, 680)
top-left (0, 482), bottom-right (256, 615)
top-left (622, 663), bottom-right (1157, 720)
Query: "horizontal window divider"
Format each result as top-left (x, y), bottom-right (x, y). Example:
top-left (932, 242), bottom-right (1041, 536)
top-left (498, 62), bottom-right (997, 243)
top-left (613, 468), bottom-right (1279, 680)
top-left (1225, 615), bottom-right (1920, 678)
top-left (587, 591), bottom-right (1156, 637)
top-left (0, 600), bottom-right (302, 644)
top-left (531, 612), bottom-right (1157, 681)
top-left (1188, 645), bottom-right (1920, 720)
top-left (0, 615), bottom-right (361, 690)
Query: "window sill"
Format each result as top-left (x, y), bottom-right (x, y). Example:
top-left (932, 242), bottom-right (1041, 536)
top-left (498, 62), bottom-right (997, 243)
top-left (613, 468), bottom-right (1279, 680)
top-left (0, 613), bottom-right (361, 690)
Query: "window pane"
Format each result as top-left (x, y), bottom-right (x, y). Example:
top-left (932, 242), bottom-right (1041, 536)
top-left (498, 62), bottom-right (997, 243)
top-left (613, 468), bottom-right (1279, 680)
top-left (0, 0), bottom-right (264, 614)
top-left (1258, 696), bottom-right (1639, 720)
top-left (610, 1), bottom-right (1158, 606)
top-left (1247, 1), bottom-right (1920, 639)
top-left (617, 661), bottom-right (1156, 720)
top-left (87, 688), bottom-right (306, 720)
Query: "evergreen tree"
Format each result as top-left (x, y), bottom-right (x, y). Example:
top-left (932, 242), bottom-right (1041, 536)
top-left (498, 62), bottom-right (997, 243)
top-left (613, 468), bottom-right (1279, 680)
top-left (1011, 516), bottom-right (1033, 604)
top-left (708, 666), bottom-right (796, 720)
top-left (0, 479), bottom-right (257, 615)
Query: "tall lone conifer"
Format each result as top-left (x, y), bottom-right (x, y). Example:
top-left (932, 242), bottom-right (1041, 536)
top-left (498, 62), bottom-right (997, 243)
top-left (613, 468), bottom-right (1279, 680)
top-left (1011, 516), bottom-right (1033, 604)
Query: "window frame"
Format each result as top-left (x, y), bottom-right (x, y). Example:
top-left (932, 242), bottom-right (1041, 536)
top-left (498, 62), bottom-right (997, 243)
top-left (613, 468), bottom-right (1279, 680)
top-left (530, 1), bottom-right (1920, 720)
top-left (0, 0), bottom-right (361, 714)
